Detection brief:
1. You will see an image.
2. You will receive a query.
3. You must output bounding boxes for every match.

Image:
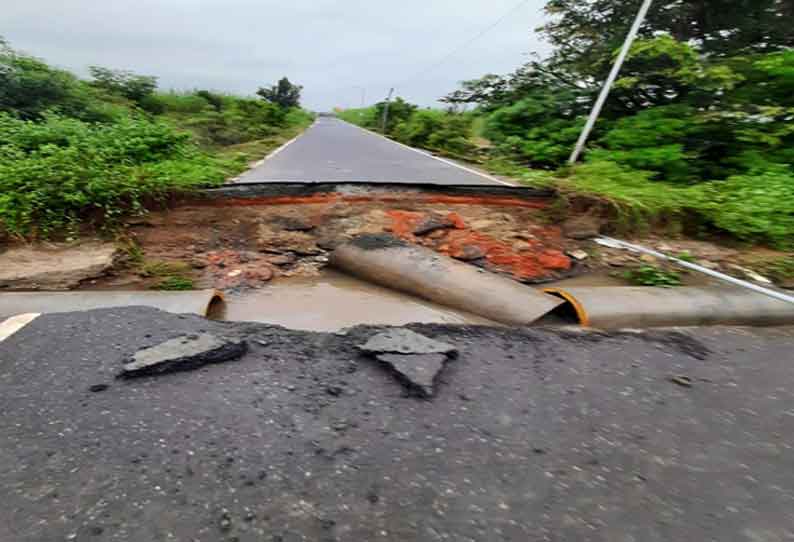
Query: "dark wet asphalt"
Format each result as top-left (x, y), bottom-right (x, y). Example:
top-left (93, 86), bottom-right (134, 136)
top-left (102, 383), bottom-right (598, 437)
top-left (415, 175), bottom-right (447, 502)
top-left (2, 308), bottom-right (794, 541)
top-left (234, 117), bottom-right (506, 185)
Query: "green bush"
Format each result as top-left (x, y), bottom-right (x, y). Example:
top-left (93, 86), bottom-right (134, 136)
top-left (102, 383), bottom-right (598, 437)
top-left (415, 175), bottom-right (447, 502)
top-left (692, 166), bottom-right (794, 248)
top-left (336, 107), bottom-right (378, 129)
top-left (622, 265), bottom-right (682, 287)
top-left (0, 113), bottom-right (238, 237)
top-left (392, 110), bottom-right (476, 157)
top-left (559, 161), bottom-right (690, 227)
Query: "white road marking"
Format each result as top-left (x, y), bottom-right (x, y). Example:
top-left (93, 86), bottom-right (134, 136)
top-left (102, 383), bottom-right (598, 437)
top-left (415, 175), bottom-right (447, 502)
top-left (340, 119), bottom-right (516, 187)
top-left (229, 121), bottom-right (317, 182)
top-left (0, 313), bottom-right (40, 343)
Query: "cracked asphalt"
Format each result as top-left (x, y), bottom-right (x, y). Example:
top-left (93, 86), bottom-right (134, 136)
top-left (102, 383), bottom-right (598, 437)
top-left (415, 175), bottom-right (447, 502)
top-left (1, 308), bottom-right (794, 541)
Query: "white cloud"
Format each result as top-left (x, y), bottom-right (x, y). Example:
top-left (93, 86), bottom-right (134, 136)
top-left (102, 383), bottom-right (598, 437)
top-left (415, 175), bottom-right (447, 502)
top-left (3, 0), bottom-right (550, 110)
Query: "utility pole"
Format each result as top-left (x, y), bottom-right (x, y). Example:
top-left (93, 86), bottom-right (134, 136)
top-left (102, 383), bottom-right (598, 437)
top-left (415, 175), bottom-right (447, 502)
top-left (568, 0), bottom-right (654, 164)
top-left (380, 87), bottom-right (394, 133)
top-left (353, 86), bottom-right (366, 108)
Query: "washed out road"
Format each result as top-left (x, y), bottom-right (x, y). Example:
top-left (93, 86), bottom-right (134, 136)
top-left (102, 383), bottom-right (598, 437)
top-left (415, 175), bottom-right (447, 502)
top-left (235, 117), bottom-right (508, 185)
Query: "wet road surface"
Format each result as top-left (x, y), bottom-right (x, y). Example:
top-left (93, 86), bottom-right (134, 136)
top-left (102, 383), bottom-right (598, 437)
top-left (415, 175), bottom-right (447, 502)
top-left (2, 307), bottom-right (793, 541)
top-left (234, 117), bottom-right (508, 185)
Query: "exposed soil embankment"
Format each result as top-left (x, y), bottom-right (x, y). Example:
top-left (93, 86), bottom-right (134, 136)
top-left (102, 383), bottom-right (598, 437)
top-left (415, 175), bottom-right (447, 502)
top-left (111, 185), bottom-right (584, 290)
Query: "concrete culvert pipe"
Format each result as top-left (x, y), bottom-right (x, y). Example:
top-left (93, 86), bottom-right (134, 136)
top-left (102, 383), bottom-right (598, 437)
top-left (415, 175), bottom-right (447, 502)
top-left (543, 286), bottom-right (794, 328)
top-left (329, 234), bottom-right (564, 326)
top-left (0, 290), bottom-right (225, 320)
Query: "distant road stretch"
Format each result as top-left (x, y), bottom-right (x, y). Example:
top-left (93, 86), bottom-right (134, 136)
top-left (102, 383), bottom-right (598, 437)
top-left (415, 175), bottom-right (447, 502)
top-left (233, 117), bottom-right (509, 186)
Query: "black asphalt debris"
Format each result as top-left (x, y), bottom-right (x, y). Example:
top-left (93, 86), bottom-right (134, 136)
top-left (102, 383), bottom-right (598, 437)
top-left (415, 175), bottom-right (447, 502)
top-left (2, 308), bottom-right (794, 541)
top-left (374, 353), bottom-right (450, 397)
top-left (413, 214), bottom-right (455, 236)
top-left (359, 329), bottom-right (458, 397)
top-left (119, 333), bottom-right (248, 378)
top-left (359, 328), bottom-right (457, 355)
top-left (347, 232), bottom-right (408, 251)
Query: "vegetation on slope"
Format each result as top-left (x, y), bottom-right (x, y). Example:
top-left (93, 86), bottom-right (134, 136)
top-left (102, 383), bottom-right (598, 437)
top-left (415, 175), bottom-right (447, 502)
top-left (339, 0), bottom-right (794, 248)
top-left (0, 37), bottom-right (312, 239)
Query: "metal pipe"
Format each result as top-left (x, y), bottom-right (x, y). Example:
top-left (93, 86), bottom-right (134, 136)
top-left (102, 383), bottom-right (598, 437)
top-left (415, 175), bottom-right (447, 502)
top-left (595, 236), bottom-right (794, 305)
top-left (568, 0), bottom-right (654, 164)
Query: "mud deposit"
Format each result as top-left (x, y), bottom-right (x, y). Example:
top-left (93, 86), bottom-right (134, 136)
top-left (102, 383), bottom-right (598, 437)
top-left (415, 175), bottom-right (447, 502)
top-left (219, 269), bottom-right (495, 331)
top-left (114, 193), bottom-right (581, 290)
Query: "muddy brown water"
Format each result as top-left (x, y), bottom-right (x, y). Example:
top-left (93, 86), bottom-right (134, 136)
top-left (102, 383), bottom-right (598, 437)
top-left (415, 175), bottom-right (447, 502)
top-left (217, 268), bottom-right (725, 331)
top-left (218, 269), bottom-right (496, 331)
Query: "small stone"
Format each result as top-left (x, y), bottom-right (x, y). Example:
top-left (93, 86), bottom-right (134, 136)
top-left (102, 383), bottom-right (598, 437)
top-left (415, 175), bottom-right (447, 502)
top-left (670, 375), bottom-right (693, 388)
top-left (238, 251), bottom-right (260, 264)
top-left (375, 353), bottom-right (450, 398)
top-left (453, 245), bottom-right (486, 261)
top-left (413, 215), bottom-right (455, 236)
top-left (326, 386), bottom-right (343, 397)
top-left (119, 334), bottom-right (247, 378)
top-left (359, 329), bottom-right (456, 356)
top-left (219, 509), bottom-right (232, 532)
top-left (567, 249), bottom-right (589, 261)
top-left (316, 237), bottom-right (342, 251)
top-left (639, 254), bottom-right (658, 264)
top-left (88, 384), bottom-right (109, 393)
top-left (227, 269), bottom-right (243, 278)
top-left (278, 217), bottom-right (314, 232)
top-left (190, 258), bottom-right (207, 269)
top-left (561, 216), bottom-right (601, 240)
top-left (266, 253), bottom-right (297, 266)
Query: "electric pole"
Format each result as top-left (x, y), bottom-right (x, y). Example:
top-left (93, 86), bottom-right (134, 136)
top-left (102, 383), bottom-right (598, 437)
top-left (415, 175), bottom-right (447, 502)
top-left (568, 0), bottom-right (654, 164)
top-left (380, 87), bottom-right (394, 133)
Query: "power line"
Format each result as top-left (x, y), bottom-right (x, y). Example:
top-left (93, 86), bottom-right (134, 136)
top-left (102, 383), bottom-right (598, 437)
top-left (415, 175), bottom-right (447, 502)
top-left (395, 0), bottom-right (533, 89)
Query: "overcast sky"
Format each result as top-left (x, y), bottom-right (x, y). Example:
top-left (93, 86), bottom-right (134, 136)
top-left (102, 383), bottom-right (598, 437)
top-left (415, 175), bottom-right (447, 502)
top-left (4, 0), bottom-right (551, 111)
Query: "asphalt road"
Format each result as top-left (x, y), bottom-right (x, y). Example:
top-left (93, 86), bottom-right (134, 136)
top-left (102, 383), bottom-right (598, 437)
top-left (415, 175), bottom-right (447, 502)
top-left (2, 308), bottom-right (793, 541)
top-left (234, 117), bottom-right (508, 185)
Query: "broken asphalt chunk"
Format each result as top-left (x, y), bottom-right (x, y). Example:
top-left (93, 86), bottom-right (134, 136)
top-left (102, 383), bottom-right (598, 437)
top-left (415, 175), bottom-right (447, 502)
top-left (413, 215), bottom-right (455, 236)
top-left (375, 353), bottom-right (449, 398)
top-left (359, 329), bottom-right (457, 356)
top-left (119, 333), bottom-right (247, 378)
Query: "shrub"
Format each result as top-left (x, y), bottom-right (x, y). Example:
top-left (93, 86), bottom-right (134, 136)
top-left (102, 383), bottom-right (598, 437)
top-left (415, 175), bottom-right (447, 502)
top-left (0, 113), bottom-right (237, 237)
top-left (392, 110), bottom-right (476, 157)
top-left (622, 265), bottom-right (682, 287)
top-left (692, 166), bottom-right (794, 248)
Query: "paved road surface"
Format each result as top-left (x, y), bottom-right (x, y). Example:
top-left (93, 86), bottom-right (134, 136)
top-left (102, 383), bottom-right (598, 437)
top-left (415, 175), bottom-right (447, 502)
top-left (235, 117), bottom-right (508, 185)
top-left (2, 308), bottom-right (794, 541)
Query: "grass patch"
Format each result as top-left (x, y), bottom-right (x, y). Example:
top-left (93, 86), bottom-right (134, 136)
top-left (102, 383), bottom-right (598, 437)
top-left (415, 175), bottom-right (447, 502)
top-left (139, 260), bottom-right (191, 278)
top-left (753, 256), bottom-right (794, 283)
top-left (622, 265), bottom-right (683, 287)
top-left (138, 259), bottom-right (194, 290)
top-left (153, 276), bottom-right (194, 291)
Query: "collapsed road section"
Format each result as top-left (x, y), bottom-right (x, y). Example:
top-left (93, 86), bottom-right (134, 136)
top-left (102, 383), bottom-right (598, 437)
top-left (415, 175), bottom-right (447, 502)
top-left (2, 182), bottom-right (794, 329)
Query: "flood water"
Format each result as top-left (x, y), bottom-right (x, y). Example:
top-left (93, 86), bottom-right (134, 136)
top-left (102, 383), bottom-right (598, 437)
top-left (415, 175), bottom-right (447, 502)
top-left (219, 269), bottom-right (496, 331)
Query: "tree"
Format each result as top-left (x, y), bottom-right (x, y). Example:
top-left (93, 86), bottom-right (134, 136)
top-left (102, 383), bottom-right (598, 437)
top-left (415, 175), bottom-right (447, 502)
top-left (0, 37), bottom-right (90, 120)
top-left (89, 66), bottom-right (157, 105)
top-left (374, 97), bottom-right (417, 134)
top-left (539, 0), bottom-right (794, 84)
top-left (257, 77), bottom-right (302, 108)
